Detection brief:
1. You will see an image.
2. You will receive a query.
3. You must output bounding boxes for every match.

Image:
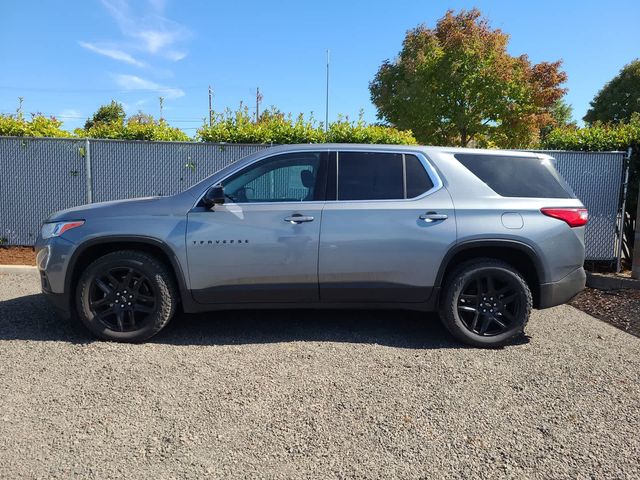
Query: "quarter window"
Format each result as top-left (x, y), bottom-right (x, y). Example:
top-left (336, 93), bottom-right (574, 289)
top-left (223, 152), bottom-right (322, 203)
top-left (454, 154), bottom-right (575, 199)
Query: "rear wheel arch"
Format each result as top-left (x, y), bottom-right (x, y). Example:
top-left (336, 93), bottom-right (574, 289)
top-left (435, 240), bottom-right (545, 308)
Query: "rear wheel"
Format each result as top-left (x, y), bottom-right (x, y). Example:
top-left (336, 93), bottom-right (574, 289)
top-left (76, 250), bottom-right (177, 342)
top-left (439, 259), bottom-right (532, 348)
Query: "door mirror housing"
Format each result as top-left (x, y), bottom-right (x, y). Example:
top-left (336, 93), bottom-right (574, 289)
top-left (203, 185), bottom-right (225, 208)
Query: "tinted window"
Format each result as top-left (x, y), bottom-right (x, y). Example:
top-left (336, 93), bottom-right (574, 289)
top-left (338, 152), bottom-right (403, 200)
top-left (224, 152), bottom-right (322, 202)
top-left (405, 154), bottom-right (434, 198)
top-left (455, 154), bottom-right (574, 199)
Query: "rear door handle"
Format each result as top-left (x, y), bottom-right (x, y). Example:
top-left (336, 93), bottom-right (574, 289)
top-left (419, 212), bottom-right (448, 222)
top-left (284, 214), bottom-right (315, 224)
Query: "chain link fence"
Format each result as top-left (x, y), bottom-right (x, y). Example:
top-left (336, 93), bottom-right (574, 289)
top-left (0, 137), bottom-right (625, 262)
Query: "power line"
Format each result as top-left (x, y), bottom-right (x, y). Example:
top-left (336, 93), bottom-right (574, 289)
top-left (0, 112), bottom-right (207, 123)
top-left (0, 83), bottom-right (258, 94)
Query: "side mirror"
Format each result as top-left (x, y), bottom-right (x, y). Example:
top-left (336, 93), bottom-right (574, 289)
top-left (203, 185), bottom-right (225, 208)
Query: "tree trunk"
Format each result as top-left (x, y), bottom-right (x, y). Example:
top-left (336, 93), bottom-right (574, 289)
top-left (460, 127), bottom-right (468, 147)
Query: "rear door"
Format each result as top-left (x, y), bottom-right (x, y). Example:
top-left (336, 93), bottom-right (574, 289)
top-left (318, 150), bottom-right (456, 303)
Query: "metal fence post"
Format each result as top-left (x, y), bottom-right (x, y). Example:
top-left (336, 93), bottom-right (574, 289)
top-left (633, 176), bottom-right (640, 279)
top-left (616, 147), bottom-right (631, 273)
top-left (85, 138), bottom-right (93, 203)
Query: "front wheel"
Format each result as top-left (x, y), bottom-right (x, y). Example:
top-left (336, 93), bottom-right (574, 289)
top-left (76, 250), bottom-right (178, 342)
top-left (439, 259), bottom-right (533, 348)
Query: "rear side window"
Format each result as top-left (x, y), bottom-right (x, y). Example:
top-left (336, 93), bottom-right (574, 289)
top-left (335, 152), bottom-right (436, 201)
top-left (338, 152), bottom-right (404, 200)
top-left (454, 154), bottom-right (575, 199)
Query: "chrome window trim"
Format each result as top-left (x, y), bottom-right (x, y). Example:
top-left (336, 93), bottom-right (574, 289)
top-left (192, 149), bottom-right (329, 208)
top-left (192, 147), bottom-right (444, 208)
top-left (333, 149), bottom-right (443, 204)
top-left (402, 153), bottom-right (408, 199)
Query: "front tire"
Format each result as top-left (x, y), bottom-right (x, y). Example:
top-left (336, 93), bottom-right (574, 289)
top-left (76, 250), bottom-right (177, 342)
top-left (439, 259), bottom-right (533, 348)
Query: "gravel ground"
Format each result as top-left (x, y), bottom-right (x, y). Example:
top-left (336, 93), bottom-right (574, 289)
top-left (1, 271), bottom-right (639, 479)
top-left (571, 287), bottom-right (640, 338)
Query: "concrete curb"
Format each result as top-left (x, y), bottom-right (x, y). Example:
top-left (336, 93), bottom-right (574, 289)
top-left (586, 272), bottom-right (640, 291)
top-left (0, 265), bottom-right (38, 274)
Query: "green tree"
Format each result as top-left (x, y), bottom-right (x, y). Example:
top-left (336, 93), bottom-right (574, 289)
top-left (540, 99), bottom-right (574, 139)
top-left (584, 59), bottom-right (640, 124)
top-left (84, 100), bottom-right (126, 129)
top-left (369, 9), bottom-right (567, 148)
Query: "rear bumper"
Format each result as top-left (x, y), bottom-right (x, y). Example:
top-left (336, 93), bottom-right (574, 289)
top-left (538, 267), bottom-right (586, 309)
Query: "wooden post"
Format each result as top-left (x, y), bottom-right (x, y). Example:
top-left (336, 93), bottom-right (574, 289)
top-left (633, 183), bottom-right (640, 278)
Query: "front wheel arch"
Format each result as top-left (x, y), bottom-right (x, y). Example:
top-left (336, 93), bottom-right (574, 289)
top-left (66, 237), bottom-right (187, 311)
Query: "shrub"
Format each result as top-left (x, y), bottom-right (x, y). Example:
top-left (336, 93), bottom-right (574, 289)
top-left (0, 113), bottom-right (71, 137)
top-left (541, 113), bottom-right (640, 233)
top-left (326, 115), bottom-right (417, 145)
top-left (196, 107), bottom-right (417, 145)
top-left (75, 115), bottom-right (190, 142)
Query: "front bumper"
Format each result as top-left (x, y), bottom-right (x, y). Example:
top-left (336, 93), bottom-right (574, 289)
top-left (35, 235), bottom-right (76, 319)
top-left (538, 266), bottom-right (586, 309)
top-left (41, 289), bottom-right (72, 318)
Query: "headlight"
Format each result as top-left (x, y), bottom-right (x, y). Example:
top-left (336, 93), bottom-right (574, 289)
top-left (41, 221), bottom-right (85, 239)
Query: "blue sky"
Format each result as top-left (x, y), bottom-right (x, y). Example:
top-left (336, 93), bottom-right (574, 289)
top-left (1, 0), bottom-right (638, 134)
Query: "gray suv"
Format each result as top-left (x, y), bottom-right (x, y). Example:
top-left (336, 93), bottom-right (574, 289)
top-left (35, 144), bottom-right (587, 347)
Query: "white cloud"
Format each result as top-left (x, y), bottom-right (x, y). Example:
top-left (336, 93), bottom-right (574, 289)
top-left (99, 0), bottom-right (191, 60)
top-left (165, 50), bottom-right (187, 61)
top-left (113, 74), bottom-right (185, 99)
top-left (79, 41), bottom-right (145, 67)
top-left (57, 109), bottom-right (83, 119)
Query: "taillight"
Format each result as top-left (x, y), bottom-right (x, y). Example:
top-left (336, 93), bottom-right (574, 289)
top-left (541, 208), bottom-right (588, 227)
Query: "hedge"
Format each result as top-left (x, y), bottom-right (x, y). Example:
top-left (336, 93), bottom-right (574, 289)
top-left (0, 109), bottom-right (417, 145)
top-left (541, 113), bottom-right (640, 228)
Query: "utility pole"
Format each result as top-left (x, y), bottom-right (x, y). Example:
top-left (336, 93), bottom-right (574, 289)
top-left (325, 49), bottom-right (330, 131)
top-left (255, 87), bottom-right (263, 122)
top-left (159, 96), bottom-right (164, 120)
top-left (208, 85), bottom-right (213, 127)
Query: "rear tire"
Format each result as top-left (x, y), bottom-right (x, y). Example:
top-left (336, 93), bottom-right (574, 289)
top-left (439, 258), bottom-right (532, 348)
top-left (76, 250), bottom-right (177, 342)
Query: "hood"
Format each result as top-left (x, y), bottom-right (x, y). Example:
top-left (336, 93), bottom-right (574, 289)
top-left (46, 195), bottom-right (188, 222)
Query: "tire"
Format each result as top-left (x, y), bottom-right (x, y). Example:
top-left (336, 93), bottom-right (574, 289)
top-left (76, 250), bottom-right (178, 342)
top-left (439, 258), bottom-right (533, 348)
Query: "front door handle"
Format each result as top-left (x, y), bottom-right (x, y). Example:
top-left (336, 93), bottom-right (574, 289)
top-left (284, 214), bottom-right (315, 224)
top-left (419, 212), bottom-right (448, 222)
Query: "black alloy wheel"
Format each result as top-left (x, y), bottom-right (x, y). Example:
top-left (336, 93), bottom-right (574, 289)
top-left (88, 266), bottom-right (157, 332)
top-left (456, 272), bottom-right (525, 336)
top-left (440, 259), bottom-right (533, 348)
top-left (76, 250), bottom-right (177, 342)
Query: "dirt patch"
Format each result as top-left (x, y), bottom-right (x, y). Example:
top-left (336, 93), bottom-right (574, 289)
top-left (0, 247), bottom-right (36, 266)
top-left (570, 287), bottom-right (640, 338)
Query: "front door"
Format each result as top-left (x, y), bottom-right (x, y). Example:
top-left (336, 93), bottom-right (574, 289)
top-left (319, 150), bottom-right (456, 303)
top-left (186, 151), bottom-right (327, 303)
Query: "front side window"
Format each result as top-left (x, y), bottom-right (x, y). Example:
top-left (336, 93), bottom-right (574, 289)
top-left (336, 152), bottom-right (435, 201)
top-left (223, 152), bottom-right (323, 203)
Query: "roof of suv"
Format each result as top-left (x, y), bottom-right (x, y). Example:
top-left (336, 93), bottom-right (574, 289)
top-left (258, 143), bottom-right (548, 159)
